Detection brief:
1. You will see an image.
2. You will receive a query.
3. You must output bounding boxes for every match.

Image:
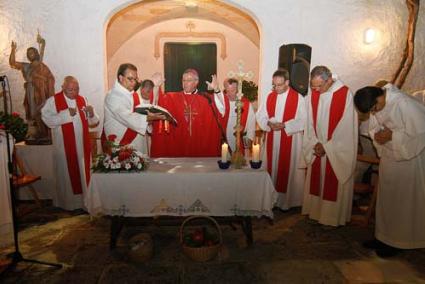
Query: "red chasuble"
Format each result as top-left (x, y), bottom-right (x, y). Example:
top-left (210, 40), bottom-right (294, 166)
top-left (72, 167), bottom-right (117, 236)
top-left (266, 88), bottom-right (299, 193)
top-left (221, 95), bottom-right (251, 151)
top-left (310, 86), bottom-right (348, 201)
top-left (54, 92), bottom-right (91, 195)
top-left (151, 91), bottom-right (222, 157)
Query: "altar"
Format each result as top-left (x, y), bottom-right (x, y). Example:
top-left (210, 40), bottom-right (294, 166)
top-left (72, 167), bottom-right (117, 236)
top-left (85, 158), bottom-right (277, 247)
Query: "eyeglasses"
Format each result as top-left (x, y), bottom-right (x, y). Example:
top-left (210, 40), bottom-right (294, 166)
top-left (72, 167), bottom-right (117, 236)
top-left (125, 76), bottom-right (138, 82)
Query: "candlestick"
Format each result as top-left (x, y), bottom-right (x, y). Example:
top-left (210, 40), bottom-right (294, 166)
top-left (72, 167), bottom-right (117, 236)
top-left (221, 143), bottom-right (229, 162)
top-left (252, 143), bottom-right (260, 162)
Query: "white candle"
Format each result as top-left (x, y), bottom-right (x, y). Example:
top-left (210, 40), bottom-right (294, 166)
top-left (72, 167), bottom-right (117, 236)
top-left (252, 143), bottom-right (260, 162)
top-left (221, 143), bottom-right (228, 162)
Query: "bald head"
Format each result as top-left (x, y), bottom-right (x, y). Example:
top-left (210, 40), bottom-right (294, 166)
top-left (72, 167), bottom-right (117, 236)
top-left (62, 76), bottom-right (79, 99)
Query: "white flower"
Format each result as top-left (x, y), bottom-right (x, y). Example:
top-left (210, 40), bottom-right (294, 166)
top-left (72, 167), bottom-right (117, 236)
top-left (112, 147), bottom-right (118, 153)
top-left (110, 164), bottom-right (116, 170)
top-left (137, 163), bottom-right (142, 169)
top-left (113, 156), bottom-right (119, 163)
top-left (116, 163), bottom-right (121, 169)
top-left (125, 163), bottom-right (131, 170)
top-left (103, 162), bottom-right (109, 169)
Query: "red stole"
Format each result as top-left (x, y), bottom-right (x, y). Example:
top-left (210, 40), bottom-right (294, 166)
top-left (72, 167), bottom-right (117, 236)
top-left (310, 86), bottom-right (348, 201)
top-left (222, 96), bottom-right (250, 151)
top-left (266, 88), bottom-right (299, 193)
top-left (120, 92), bottom-right (141, 145)
top-left (54, 92), bottom-right (91, 195)
top-left (100, 91), bottom-right (141, 149)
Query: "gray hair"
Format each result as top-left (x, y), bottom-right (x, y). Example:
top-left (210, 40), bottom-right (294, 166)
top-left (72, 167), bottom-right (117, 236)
top-left (62, 75), bottom-right (78, 86)
top-left (182, 68), bottom-right (199, 80)
top-left (311, 66), bottom-right (332, 81)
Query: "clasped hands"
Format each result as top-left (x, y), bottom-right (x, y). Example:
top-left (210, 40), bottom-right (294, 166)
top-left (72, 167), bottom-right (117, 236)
top-left (374, 126), bottom-right (392, 145)
top-left (314, 143), bottom-right (326, 157)
top-left (267, 121), bottom-right (285, 131)
top-left (68, 105), bottom-right (94, 118)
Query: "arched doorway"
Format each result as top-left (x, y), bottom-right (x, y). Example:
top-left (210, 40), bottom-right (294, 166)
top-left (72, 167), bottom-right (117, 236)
top-left (105, 0), bottom-right (260, 93)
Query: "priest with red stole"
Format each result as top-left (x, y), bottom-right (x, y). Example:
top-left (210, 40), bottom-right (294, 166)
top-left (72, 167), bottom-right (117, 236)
top-left (221, 78), bottom-right (256, 154)
top-left (302, 66), bottom-right (358, 226)
top-left (256, 69), bottom-right (307, 210)
top-left (41, 76), bottom-right (99, 210)
top-left (103, 64), bottom-right (164, 155)
top-left (151, 69), bottom-right (225, 157)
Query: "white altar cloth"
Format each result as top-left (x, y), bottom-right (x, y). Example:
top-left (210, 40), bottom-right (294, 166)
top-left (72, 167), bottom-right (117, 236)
top-left (0, 131), bottom-right (14, 248)
top-left (86, 158), bottom-right (277, 218)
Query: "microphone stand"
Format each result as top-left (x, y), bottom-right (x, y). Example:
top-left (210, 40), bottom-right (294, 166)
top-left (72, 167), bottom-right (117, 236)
top-left (199, 92), bottom-right (233, 155)
top-left (0, 76), bottom-right (62, 277)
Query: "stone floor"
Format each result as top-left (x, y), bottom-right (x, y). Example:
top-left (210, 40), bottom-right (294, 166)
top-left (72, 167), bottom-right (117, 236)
top-left (1, 205), bottom-right (424, 283)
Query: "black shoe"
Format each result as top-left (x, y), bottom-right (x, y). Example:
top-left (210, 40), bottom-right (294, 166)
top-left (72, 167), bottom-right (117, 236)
top-left (376, 245), bottom-right (401, 258)
top-left (362, 239), bottom-right (386, 250)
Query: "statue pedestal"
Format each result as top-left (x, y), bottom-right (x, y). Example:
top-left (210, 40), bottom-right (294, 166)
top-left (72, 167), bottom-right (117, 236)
top-left (15, 142), bottom-right (56, 201)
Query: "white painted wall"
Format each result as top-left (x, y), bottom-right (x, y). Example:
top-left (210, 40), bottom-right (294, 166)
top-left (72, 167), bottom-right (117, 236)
top-left (0, 0), bottom-right (424, 128)
top-left (107, 18), bottom-right (260, 91)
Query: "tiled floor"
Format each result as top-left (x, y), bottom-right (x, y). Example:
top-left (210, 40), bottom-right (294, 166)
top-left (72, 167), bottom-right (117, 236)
top-left (1, 206), bottom-right (424, 283)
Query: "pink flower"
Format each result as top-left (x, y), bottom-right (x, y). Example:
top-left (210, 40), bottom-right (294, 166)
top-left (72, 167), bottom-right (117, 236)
top-left (11, 112), bottom-right (20, 117)
top-left (0, 124), bottom-right (5, 130)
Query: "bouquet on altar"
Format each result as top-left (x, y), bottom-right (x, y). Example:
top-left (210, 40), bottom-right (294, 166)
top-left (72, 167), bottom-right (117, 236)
top-left (92, 134), bottom-right (147, 173)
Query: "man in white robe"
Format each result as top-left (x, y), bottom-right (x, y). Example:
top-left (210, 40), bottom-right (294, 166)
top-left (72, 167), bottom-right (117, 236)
top-left (222, 78), bottom-right (256, 154)
top-left (302, 66), bottom-right (358, 226)
top-left (354, 84), bottom-right (425, 256)
top-left (103, 63), bottom-right (164, 154)
top-left (257, 69), bottom-right (306, 210)
top-left (136, 79), bottom-right (155, 155)
top-left (41, 76), bottom-right (99, 210)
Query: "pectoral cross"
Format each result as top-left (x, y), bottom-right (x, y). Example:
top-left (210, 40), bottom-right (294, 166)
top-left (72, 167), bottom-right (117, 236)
top-left (183, 104), bottom-right (198, 136)
top-left (228, 60), bottom-right (254, 168)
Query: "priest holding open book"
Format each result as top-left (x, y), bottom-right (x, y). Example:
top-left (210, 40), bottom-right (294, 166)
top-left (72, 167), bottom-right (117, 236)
top-left (103, 63), bottom-right (165, 155)
top-left (151, 69), bottom-right (226, 157)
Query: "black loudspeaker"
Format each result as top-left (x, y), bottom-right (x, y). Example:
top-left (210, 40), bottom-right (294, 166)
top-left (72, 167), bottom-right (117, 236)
top-left (278, 44), bottom-right (312, 96)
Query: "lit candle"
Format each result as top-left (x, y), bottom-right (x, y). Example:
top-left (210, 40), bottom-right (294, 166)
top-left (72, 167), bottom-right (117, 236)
top-left (164, 120), bottom-right (170, 133)
top-left (221, 143), bottom-right (228, 162)
top-left (252, 143), bottom-right (260, 162)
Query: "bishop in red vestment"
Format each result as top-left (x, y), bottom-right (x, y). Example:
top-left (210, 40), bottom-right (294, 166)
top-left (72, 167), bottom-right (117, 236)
top-left (151, 69), bottom-right (225, 157)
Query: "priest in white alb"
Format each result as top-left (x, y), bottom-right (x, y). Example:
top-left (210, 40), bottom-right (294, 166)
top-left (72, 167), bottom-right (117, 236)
top-left (257, 69), bottom-right (306, 210)
top-left (41, 76), bottom-right (99, 210)
top-left (103, 63), bottom-right (164, 154)
top-left (354, 84), bottom-right (425, 257)
top-left (302, 66), bottom-right (358, 226)
top-left (221, 78), bottom-right (256, 154)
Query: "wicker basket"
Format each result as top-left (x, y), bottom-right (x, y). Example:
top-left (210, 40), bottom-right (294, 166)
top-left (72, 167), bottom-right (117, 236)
top-left (127, 233), bottom-right (153, 262)
top-left (180, 215), bottom-right (223, 262)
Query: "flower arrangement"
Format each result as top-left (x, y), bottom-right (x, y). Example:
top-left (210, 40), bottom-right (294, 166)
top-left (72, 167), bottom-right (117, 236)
top-left (0, 111), bottom-right (28, 142)
top-left (92, 134), bottom-right (147, 172)
top-left (242, 80), bottom-right (258, 102)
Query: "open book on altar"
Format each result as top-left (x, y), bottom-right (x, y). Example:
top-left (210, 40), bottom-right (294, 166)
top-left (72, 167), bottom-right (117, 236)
top-left (134, 104), bottom-right (177, 126)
